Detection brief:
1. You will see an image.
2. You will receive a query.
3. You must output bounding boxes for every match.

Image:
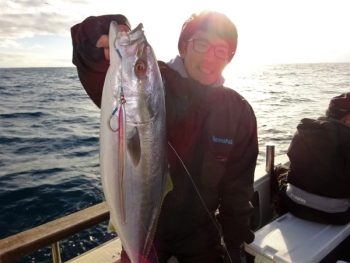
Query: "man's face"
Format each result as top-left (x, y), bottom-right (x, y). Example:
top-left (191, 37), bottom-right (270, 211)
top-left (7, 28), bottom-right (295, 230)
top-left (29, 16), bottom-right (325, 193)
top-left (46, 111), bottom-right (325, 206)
top-left (180, 29), bottom-right (230, 86)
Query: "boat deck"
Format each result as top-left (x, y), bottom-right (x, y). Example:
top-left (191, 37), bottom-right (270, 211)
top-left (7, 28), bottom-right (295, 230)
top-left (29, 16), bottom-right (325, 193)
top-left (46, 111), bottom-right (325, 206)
top-left (66, 238), bottom-right (122, 263)
top-left (67, 237), bottom-right (179, 263)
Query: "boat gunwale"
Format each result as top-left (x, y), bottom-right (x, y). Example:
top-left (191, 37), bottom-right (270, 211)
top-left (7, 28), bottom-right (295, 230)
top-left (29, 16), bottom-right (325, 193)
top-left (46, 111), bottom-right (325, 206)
top-left (0, 202), bottom-right (109, 263)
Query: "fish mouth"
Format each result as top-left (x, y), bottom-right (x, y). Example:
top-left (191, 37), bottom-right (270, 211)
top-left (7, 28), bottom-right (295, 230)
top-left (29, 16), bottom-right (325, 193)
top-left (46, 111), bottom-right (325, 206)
top-left (116, 23), bottom-right (145, 47)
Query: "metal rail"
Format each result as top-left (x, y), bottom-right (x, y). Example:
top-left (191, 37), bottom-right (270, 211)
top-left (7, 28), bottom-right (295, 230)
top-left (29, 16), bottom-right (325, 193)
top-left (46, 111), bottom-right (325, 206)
top-left (265, 143), bottom-right (275, 173)
top-left (51, 242), bottom-right (62, 263)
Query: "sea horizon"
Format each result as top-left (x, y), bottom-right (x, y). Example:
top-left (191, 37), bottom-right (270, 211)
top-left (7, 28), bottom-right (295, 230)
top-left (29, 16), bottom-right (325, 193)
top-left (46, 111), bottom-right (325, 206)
top-left (1, 61), bottom-right (350, 69)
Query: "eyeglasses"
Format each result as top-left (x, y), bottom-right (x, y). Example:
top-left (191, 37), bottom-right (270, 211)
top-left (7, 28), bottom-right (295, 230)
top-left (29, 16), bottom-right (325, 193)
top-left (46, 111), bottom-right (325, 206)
top-left (188, 39), bottom-right (234, 60)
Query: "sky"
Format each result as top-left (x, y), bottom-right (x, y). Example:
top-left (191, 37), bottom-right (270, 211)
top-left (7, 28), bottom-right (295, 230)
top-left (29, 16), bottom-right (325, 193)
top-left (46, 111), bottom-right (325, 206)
top-left (1, 0), bottom-right (350, 69)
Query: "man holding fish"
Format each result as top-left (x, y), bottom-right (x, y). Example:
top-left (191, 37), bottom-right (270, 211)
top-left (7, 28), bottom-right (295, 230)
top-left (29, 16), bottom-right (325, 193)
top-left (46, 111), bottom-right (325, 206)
top-left (71, 10), bottom-right (258, 263)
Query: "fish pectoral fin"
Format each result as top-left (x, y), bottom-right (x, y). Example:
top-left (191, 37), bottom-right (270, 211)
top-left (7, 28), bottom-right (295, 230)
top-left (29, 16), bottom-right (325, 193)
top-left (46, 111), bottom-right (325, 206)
top-left (127, 127), bottom-right (141, 167)
top-left (162, 171), bottom-right (173, 199)
top-left (107, 220), bottom-right (117, 233)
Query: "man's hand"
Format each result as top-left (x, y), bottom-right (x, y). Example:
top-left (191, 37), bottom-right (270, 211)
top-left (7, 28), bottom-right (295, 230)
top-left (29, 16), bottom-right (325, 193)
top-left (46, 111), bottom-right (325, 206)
top-left (96, 35), bottom-right (110, 60)
top-left (95, 25), bottom-right (130, 60)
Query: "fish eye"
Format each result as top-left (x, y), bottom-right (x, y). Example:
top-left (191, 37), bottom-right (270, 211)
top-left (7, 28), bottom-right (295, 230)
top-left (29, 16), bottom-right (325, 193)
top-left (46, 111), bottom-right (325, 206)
top-left (135, 60), bottom-right (146, 75)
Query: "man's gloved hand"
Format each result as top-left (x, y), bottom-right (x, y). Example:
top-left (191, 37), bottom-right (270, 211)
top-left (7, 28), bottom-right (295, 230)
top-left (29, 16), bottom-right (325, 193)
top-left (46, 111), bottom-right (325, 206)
top-left (223, 243), bottom-right (247, 263)
top-left (73, 15), bottom-right (130, 66)
top-left (70, 14), bottom-right (131, 108)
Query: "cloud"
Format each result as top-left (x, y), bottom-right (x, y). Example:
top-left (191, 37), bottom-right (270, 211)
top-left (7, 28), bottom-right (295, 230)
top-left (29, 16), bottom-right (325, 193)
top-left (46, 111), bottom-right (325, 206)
top-left (0, 38), bottom-right (21, 48)
top-left (0, 0), bottom-right (89, 39)
top-left (0, 51), bottom-right (25, 61)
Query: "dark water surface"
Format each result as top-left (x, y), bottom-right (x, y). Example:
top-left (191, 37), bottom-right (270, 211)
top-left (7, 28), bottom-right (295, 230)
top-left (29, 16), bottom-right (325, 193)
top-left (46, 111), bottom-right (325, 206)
top-left (0, 64), bottom-right (349, 262)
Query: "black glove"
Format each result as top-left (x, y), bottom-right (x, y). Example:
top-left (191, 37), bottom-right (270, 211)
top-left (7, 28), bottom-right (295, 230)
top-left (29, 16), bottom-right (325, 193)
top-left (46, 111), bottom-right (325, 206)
top-left (223, 243), bottom-right (247, 263)
top-left (72, 15), bottom-right (131, 70)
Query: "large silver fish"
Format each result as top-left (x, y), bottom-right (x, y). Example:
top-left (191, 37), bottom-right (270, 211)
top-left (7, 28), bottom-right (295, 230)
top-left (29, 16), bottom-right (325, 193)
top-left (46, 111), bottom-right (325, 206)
top-left (99, 22), bottom-right (172, 263)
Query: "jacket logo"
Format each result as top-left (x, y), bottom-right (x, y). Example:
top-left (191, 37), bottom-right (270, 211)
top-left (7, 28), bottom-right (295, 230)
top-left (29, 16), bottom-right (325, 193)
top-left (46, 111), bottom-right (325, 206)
top-left (212, 135), bottom-right (233, 145)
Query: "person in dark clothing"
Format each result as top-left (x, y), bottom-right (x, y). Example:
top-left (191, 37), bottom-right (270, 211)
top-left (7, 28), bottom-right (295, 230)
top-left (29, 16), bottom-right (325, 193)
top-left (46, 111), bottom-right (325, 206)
top-left (282, 92), bottom-right (350, 225)
top-left (71, 11), bottom-right (258, 263)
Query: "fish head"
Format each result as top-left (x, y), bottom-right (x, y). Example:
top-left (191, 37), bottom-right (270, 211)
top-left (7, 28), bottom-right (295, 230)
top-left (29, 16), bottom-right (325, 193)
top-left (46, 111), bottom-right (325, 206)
top-left (109, 23), bottom-right (164, 124)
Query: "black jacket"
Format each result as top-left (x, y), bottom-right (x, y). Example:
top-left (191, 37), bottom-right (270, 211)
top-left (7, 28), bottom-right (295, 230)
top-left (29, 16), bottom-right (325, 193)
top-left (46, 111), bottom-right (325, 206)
top-left (286, 117), bottom-right (350, 224)
top-left (71, 16), bottom-right (258, 254)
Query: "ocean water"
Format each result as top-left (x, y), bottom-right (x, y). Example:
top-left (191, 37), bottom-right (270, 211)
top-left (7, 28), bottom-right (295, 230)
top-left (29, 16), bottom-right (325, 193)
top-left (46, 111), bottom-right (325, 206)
top-left (0, 63), bottom-right (349, 262)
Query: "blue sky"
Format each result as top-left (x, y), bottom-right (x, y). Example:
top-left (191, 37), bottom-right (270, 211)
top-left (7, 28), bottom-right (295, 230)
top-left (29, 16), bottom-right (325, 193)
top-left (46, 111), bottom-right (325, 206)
top-left (1, 0), bottom-right (350, 68)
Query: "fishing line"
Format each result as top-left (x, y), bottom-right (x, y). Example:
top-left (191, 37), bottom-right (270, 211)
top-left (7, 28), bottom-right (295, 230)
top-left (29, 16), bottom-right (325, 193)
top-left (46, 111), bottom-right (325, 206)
top-left (167, 141), bottom-right (233, 263)
top-left (151, 244), bottom-right (159, 263)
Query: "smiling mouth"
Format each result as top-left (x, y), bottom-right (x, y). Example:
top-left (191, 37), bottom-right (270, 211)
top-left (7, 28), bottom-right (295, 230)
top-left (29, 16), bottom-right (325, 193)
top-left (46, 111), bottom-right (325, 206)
top-left (199, 66), bottom-right (212, 74)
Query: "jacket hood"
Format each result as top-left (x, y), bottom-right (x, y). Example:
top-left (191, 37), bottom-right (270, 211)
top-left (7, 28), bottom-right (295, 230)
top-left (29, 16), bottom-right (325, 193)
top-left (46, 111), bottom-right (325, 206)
top-left (297, 117), bottom-right (350, 145)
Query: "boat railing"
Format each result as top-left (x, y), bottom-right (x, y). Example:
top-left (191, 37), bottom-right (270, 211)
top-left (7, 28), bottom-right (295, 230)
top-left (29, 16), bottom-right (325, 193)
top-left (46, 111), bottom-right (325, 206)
top-left (0, 145), bottom-right (278, 263)
top-left (0, 202), bottom-right (109, 263)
